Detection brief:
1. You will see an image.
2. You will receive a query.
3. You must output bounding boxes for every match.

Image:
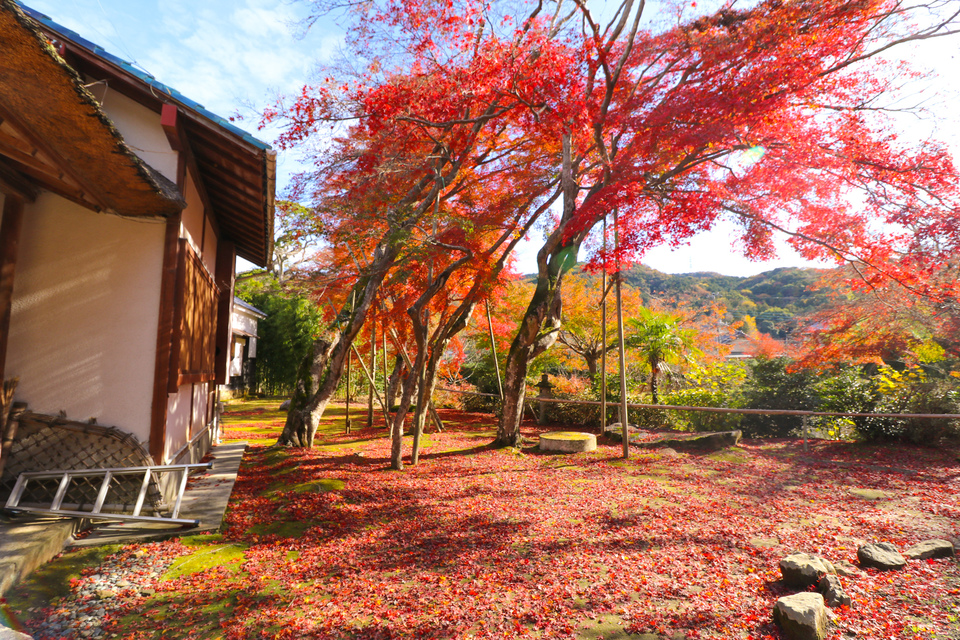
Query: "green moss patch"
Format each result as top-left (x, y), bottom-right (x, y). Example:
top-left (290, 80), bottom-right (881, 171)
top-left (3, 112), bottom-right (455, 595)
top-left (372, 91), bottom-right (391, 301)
top-left (849, 488), bottom-right (893, 501)
top-left (247, 521), bottom-right (315, 538)
top-left (162, 544), bottom-right (248, 581)
top-left (293, 478), bottom-right (345, 493)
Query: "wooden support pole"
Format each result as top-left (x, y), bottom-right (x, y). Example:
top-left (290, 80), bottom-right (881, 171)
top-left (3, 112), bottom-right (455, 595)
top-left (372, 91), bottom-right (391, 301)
top-left (600, 215), bottom-right (607, 436)
top-left (485, 299), bottom-right (504, 402)
top-left (615, 210), bottom-right (629, 460)
top-left (382, 322), bottom-right (389, 416)
top-left (345, 350), bottom-right (352, 434)
top-left (0, 194), bottom-right (25, 384)
top-left (367, 318), bottom-right (376, 427)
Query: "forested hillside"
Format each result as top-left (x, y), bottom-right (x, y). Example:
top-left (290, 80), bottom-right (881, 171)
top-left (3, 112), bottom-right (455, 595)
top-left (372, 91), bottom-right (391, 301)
top-left (552, 264), bottom-right (835, 336)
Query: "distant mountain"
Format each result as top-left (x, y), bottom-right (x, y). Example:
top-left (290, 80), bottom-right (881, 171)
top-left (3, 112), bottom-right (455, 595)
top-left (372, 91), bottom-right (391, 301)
top-left (546, 264), bottom-right (835, 336)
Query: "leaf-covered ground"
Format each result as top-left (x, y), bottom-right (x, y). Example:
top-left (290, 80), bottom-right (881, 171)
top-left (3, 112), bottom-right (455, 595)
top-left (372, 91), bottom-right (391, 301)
top-left (6, 400), bottom-right (960, 639)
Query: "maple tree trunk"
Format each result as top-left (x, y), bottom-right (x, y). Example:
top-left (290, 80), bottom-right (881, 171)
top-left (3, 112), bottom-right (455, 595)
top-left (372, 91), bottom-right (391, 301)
top-left (585, 354), bottom-right (599, 378)
top-left (276, 338), bottom-right (335, 447)
top-left (278, 243), bottom-right (399, 448)
top-left (386, 354), bottom-right (404, 410)
top-left (496, 131), bottom-right (586, 447)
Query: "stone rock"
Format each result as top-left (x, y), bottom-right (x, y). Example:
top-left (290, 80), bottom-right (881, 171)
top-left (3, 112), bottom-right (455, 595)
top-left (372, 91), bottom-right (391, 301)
top-left (279, 399), bottom-right (291, 410)
top-left (780, 553), bottom-right (835, 588)
top-left (833, 560), bottom-right (863, 578)
top-left (857, 542), bottom-right (905, 571)
top-left (818, 574), bottom-right (852, 608)
top-left (773, 593), bottom-right (830, 640)
top-left (638, 430), bottom-right (742, 451)
top-left (604, 423), bottom-right (640, 442)
top-left (0, 627), bottom-right (34, 640)
top-left (538, 432), bottom-right (597, 453)
top-left (903, 539), bottom-right (955, 560)
top-left (667, 430), bottom-right (742, 451)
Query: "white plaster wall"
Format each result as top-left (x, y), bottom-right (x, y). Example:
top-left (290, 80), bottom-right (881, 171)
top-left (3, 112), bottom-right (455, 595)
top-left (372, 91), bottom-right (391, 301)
top-left (180, 174), bottom-right (205, 258)
top-left (202, 215), bottom-right (217, 274)
top-left (6, 193), bottom-right (165, 445)
top-left (232, 308), bottom-right (259, 338)
top-left (94, 86), bottom-right (178, 183)
top-left (165, 384), bottom-right (192, 461)
top-left (192, 382), bottom-right (208, 434)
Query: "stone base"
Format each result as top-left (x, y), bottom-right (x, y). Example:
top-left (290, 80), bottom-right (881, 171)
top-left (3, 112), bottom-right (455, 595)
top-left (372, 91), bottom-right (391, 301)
top-left (539, 432), bottom-right (598, 453)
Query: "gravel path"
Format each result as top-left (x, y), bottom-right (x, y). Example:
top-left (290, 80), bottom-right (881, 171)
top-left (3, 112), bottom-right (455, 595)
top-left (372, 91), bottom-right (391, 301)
top-left (22, 542), bottom-right (183, 640)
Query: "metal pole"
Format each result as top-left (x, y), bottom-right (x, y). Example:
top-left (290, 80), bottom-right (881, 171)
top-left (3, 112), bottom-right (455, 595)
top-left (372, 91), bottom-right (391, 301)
top-left (486, 299), bottom-right (504, 402)
top-left (615, 209), bottom-right (629, 459)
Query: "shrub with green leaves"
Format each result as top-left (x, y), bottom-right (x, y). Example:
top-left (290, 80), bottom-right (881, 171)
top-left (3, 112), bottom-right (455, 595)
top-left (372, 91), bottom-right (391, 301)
top-left (857, 365), bottom-right (960, 443)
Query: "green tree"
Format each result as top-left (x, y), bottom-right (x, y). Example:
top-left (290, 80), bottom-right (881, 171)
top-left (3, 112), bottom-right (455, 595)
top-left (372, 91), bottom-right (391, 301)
top-left (236, 277), bottom-right (323, 395)
top-left (625, 309), bottom-right (699, 404)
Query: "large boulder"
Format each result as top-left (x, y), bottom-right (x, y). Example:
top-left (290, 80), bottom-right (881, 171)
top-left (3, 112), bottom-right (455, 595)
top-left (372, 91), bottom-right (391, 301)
top-left (857, 542), bottom-right (905, 571)
top-left (780, 553), bottom-right (835, 589)
top-left (903, 539), bottom-right (955, 560)
top-left (0, 627), bottom-right (34, 640)
top-left (773, 593), bottom-right (830, 640)
top-left (658, 430), bottom-right (742, 451)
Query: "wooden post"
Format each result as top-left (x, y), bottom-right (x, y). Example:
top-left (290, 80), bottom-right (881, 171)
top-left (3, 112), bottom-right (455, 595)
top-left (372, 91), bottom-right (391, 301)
top-left (615, 210), bottom-right (629, 459)
top-left (367, 319), bottom-right (376, 427)
top-left (0, 194), bottom-right (25, 384)
top-left (600, 215), bottom-right (607, 437)
top-left (382, 320), bottom-right (389, 417)
top-left (802, 415), bottom-right (809, 452)
top-left (485, 299), bottom-right (504, 402)
top-left (150, 213), bottom-right (182, 464)
top-left (345, 350), bottom-right (352, 434)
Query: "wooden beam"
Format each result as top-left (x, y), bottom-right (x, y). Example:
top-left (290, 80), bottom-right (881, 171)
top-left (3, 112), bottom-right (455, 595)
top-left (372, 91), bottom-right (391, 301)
top-left (0, 195), bottom-right (25, 383)
top-left (149, 214), bottom-right (182, 463)
top-left (214, 240), bottom-right (235, 385)
top-left (161, 103), bottom-right (183, 152)
top-left (167, 239), bottom-right (188, 394)
top-left (0, 159), bottom-right (38, 202)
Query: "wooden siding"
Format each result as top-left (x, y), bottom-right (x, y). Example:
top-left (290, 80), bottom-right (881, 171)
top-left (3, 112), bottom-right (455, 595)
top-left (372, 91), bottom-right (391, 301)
top-left (170, 241), bottom-right (219, 388)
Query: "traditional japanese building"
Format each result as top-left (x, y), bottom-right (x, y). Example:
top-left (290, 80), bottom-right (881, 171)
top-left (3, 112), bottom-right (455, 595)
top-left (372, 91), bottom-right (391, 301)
top-left (0, 0), bottom-right (275, 501)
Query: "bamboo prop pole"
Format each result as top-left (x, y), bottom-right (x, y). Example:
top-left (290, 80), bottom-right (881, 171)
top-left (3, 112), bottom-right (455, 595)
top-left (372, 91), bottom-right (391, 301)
top-left (600, 215), bottom-right (608, 436)
top-left (615, 209), bottom-right (629, 459)
top-left (348, 341), bottom-right (392, 430)
top-left (367, 318), bottom-right (376, 427)
top-left (485, 299), bottom-right (504, 402)
top-left (382, 322), bottom-right (389, 414)
top-left (345, 350), bottom-right (352, 434)
top-left (383, 324), bottom-right (445, 433)
top-left (319, 298), bottom-right (392, 430)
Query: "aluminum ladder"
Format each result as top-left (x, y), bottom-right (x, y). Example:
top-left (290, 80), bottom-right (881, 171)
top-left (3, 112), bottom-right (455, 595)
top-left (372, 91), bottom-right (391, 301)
top-left (3, 462), bottom-right (212, 527)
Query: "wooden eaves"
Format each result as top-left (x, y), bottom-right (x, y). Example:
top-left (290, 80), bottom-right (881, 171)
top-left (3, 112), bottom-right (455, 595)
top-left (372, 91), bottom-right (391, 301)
top-left (0, 0), bottom-right (184, 218)
top-left (18, 3), bottom-right (277, 267)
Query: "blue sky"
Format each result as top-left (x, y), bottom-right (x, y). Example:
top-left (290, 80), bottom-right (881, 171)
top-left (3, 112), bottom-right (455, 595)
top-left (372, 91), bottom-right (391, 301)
top-left (25, 0), bottom-right (960, 277)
